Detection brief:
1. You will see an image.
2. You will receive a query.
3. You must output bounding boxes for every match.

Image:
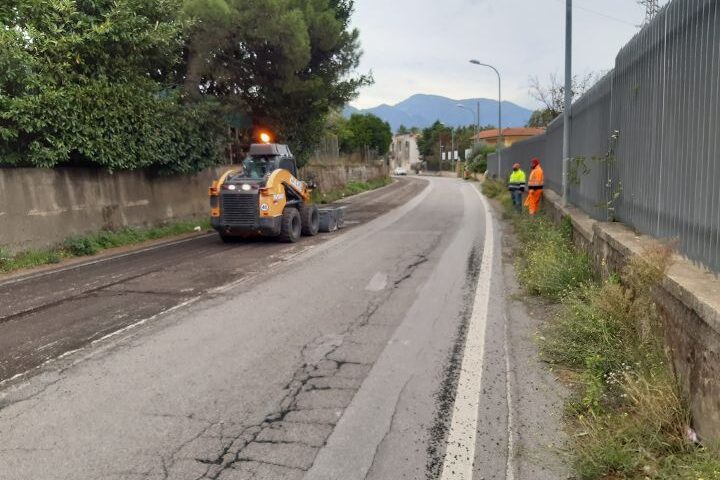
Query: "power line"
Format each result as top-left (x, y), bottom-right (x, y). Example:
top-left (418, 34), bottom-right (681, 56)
top-left (554, 0), bottom-right (638, 27)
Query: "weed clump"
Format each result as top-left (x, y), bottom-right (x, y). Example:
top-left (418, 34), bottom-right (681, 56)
top-left (481, 178), bottom-right (505, 198)
top-left (311, 177), bottom-right (391, 204)
top-left (0, 219), bottom-right (209, 274)
top-left (504, 203), bottom-right (719, 478)
top-left (513, 216), bottom-right (592, 300)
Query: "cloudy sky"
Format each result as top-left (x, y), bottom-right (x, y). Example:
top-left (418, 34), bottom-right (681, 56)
top-left (350, 0), bottom-right (663, 110)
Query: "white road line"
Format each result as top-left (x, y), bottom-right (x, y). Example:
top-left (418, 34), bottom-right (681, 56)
top-left (440, 184), bottom-right (495, 480)
top-left (504, 316), bottom-right (516, 480)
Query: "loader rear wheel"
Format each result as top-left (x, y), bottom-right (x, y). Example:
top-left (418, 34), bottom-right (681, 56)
top-left (279, 208), bottom-right (302, 243)
top-left (300, 204), bottom-right (320, 236)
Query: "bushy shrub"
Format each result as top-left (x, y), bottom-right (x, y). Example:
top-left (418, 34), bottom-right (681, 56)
top-left (64, 237), bottom-right (99, 257)
top-left (0, 0), bottom-right (224, 173)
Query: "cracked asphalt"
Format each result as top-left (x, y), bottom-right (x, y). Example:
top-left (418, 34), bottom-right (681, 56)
top-left (0, 176), bottom-right (569, 480)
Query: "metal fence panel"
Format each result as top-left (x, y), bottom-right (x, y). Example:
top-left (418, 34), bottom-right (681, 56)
top-left (490, 0), bottom-right (720, 272)
top-left (568, 74), bottom-right (613, 219)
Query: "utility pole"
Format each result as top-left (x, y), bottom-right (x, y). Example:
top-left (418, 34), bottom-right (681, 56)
top-left (637, 0), bottom-right (660, 26)
top-left (439, 143), bottom-right (444, 172)
top-left (562, 0), bottom-right (572, 206)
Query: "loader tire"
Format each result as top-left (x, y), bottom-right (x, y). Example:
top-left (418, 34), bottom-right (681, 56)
top-left (300, 204), bottom-right (320, 236)
top-left (279, 208), bottom-right (302, 243)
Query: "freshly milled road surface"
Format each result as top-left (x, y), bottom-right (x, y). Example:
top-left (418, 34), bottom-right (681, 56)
top-left (0, 176), bottom-right (550, 480)
top-left (0, 177), bottom-right (425, 385)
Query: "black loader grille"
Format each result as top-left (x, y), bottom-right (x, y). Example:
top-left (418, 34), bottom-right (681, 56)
top-left (220, 192), bottom-right (258, 226)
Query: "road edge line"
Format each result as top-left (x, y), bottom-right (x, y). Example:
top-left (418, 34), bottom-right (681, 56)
top-left (439, 183), bottom-right (495, 480)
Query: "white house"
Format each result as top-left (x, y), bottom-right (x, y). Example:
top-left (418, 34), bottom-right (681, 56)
top-left (389, 134), bottom-right (420, 171)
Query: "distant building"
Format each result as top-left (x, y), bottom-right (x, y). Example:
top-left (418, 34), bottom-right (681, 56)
top-left (389, 134), bottom-right (420, 171)
top-left (472, 128), bottom-right (545, 148)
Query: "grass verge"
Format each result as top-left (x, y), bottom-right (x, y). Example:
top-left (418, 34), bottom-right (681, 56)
top-left (311, 176), bottom-right (392, 204)
top-left (481, 177), bottom-right (720, 479)
top-left (0, 219), bottom-right (210, 275)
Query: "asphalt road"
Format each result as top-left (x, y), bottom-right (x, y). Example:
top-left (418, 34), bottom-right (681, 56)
top-left (0, 176), bottom-right (568, 480)
top-left (0, 177), bottom-right (425, 385)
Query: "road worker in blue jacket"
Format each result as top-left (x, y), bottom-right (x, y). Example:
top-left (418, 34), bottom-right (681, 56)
top-left (508, 163), bottom-right (527, 213)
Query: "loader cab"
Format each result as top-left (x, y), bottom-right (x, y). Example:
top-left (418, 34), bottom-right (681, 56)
top-left (235, 143), bottom-right (297, 183)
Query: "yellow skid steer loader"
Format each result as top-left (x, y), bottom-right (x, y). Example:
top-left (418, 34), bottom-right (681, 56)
top-left (209, 141), bottom-right (344, 242)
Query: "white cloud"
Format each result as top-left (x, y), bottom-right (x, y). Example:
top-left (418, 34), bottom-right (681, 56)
top-left (350, 0), bottom-right (655, 109)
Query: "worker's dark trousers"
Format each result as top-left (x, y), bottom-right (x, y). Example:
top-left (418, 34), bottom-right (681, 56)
top-left (511, 190), bottom-right (523, 212)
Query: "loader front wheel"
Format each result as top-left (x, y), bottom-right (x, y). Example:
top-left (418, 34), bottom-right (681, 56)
top-left (300, 204), bottom-right (320, 236)
top-left (279, 208), bottom-right (302, 243)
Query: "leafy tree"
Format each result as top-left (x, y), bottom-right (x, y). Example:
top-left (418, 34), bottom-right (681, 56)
top-left (396, 124), bottom-right (408, 135)
top-left (338, 113), bottom-right (391, 155)
top-left (0, 0), bottom-right (223, 172)
top-left (526, 109), bottom-right (555, 128)
top-left (182, 0), bottom-right (372, 165)
top-left (0, 0), bottom-right (370, 171)
top-left (466, 143), bottom-right (496, 174)
top-left (417, 121), bottom-right (452, 170)
top-left (418, 121), bottom-right (484, 165)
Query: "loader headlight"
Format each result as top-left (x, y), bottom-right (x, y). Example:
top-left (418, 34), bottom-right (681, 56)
top-left (228, 184), bottom-right (236, 191)
top-left (241, 183), bottom-right (252, 191)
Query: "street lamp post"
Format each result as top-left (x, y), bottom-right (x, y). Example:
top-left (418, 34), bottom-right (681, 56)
top-left (470, 60), bottom-right (502, 178)
top-left (457, 104), bottom-right (479, 145)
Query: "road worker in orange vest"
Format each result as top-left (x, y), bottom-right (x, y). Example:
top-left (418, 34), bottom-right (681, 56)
top-left (524, 157), bottom-right (544, 215)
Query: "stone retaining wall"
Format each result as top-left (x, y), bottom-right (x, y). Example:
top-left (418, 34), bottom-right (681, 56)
top-left (542, 190), bottom-right (720, 441)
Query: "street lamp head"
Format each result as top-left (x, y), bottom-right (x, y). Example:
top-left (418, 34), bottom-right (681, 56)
top-left (469, 59), bottom-right (481, 65)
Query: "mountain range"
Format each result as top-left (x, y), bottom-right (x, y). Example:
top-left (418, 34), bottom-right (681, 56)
top-left (343, 94), bottom-right (535, 132)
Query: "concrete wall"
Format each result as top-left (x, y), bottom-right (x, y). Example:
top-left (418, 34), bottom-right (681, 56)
top-left (542, 189), bottom-right (720, 442)
top-left (0, 159), bottom-right (388, 253)
top-left (0, 167), bottom-right (224, 253)
top-left (300, 161), bottom-right (388, 192)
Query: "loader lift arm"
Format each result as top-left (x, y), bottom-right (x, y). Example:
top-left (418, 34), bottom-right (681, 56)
top-left (262, 168), bottom-right (311, 203)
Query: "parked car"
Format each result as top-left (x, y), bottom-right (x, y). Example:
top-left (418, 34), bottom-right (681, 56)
top-left (393, 167), bottom-right (407, 176)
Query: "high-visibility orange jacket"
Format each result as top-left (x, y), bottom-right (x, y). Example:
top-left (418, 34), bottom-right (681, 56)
top-left (524, 165), bottom-right (544, 215)
top-left (527, 165), bottom-right (544, 190)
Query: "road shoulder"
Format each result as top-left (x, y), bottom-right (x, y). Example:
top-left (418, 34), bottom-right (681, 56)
top-left (495, 198), bottom-right (571, 479)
